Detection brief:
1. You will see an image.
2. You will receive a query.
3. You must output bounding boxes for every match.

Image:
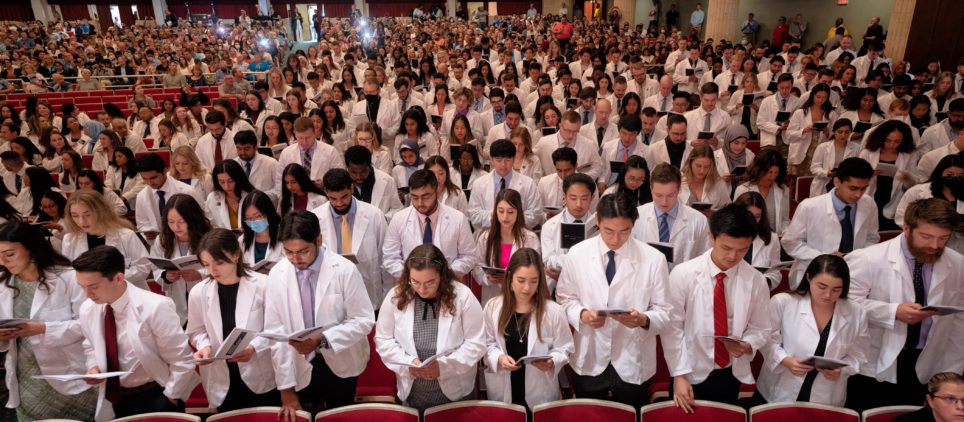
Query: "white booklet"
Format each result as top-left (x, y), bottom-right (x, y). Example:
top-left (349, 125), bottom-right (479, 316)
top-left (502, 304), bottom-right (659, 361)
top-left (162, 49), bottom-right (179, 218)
top-left (192, 328), bottom-right (258, 364)
top-left (0, 318), bottom-right (31, 328)
top-left (920, 305), bottom-right (964, 315)
top-left (251, 259), bottom-right (277, 272)
top-left (517, 355), bottom-right (553, 364)
top-left (703, 335), bottom-right (745, 344)
top-left (257, 326), bottom-right (327, 342)
top-left (800, 356), bottom-right (849, 369)
top-left (876, 162), bottom-right (898, 177)
top-left (34, 370), bottom-right (131, 382)
top-left (147, 255), bottom-right (203, 271)
top-left (597, 308), bottom-right (632, 316)
top-left (391, 348), bottom-right (456, 368)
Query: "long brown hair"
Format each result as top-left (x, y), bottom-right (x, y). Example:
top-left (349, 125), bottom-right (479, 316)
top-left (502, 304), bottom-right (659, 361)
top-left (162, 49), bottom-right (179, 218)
top-left (393, 244), bottom-right (459, 316)
top-left (484, 189), bottom-right (526, 267)
top-left (497, 248), bottom-right (549, 342)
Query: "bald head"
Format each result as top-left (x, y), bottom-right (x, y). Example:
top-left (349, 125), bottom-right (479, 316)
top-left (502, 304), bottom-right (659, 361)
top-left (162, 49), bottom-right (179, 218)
top-left (659, 75), bottom-right (674, 95)
top-left (596, 99), bottom-right (612, 125)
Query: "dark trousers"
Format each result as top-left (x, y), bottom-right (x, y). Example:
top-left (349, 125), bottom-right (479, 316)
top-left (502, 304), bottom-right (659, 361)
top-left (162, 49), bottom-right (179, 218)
top-left (112, 383), bottom-right (183, 418)
top-left (845, 348), bottom-right (926, 413)
top-left (669, 367), bottom-right (742, 406)
top-left (297, 356), bottom-right (358, 414)
top-left (572, 364), bottom-right (650, 409)
top-left (218, 363), bottom-right (282, 412)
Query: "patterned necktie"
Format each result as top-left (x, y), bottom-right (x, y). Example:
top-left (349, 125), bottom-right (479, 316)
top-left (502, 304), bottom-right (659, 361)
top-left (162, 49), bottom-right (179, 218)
top-left (340, 216), bottom-right (352, 254)
top-left (703, 112), bottom-right (712, 132)
top-left (658, 213), bottom-right (670, 243)
top-left (422, 216), bottom-right (433, 244)
top-left (905, 260), bottom-right (927, 348)
top-left (661, 96), bottom-right (668, 112)
top-left (605, 250), bottom-right (616, 284)
top-left (714, 272), bottom-right (730, 368)
top-left (104, 305), bottom-right (121, 404)
top-left (302, 148), bottom-right (312, 172)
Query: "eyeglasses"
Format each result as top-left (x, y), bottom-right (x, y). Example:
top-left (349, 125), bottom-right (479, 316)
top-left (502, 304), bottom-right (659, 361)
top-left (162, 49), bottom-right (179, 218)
top-left (408, 278), bottom-right (440, 289)
top-left (283, 246), bottom-right (315, 259)
top-left (930, 394), bottom-right (964, 406)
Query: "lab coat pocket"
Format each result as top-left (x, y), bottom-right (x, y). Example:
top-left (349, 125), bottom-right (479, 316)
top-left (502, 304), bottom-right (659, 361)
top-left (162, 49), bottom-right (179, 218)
top-left (319, 293), bottom-right (345, 326)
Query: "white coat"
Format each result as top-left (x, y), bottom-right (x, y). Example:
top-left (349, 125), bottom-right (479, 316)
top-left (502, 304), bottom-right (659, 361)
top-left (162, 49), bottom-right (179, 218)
top-left (757, 94), bottom-right (803, 147)
top-left (845, 235), bottom-right (964, 383)
top-left (598, 138), bottom-right (653, 185)
top-left (663, 251), bottom-right (772, 385)
top-left (61, 229), bottom-right (150, 290)
top-left (785, 108), bottom-right (836, 166)
top-left (236, 154), bottom-right (281, 197)
top-left (186, 273), bottom-right (276, 408)
top-left (632, 202), bottom-right (712, 266)
top-left (0, 269), bottom-right (91, 408)
top-left (382, 204), bottom-right (480, 279)
top-left (714, 148), bottom-right (756, 181)
top-left (580, 121), bottom-right (619, 149)
top-left (734, 182), bottom-right (791, 235)
top-left (349, 97), bottom-right (401, 142)
top-left (366, 169), bottom-right (404, 221)
top-left (104, 167), bottom-right (145, 204)
top-left (482, 297), bottom-right (574, 408)
top-left (467, 171), bottom-right (545, 230)
top-left (375, 282), bottom-right (485, 401)
top-left (263, 249), bottom-right (375, 390)
top-left (540, 210), bottom-right (599, 292)
top-left (647, 139), bottom-right (694, 169)
top-left (205, 191), bottom-right (248, 230)
top-left (534, 133), bottom-right (605, 181)
top-left (313, 199), bottom-right (393, 309)
top-left (134, 177), bottom-right (203, 233)
top-left (748, 234), bottom-right (785, 290)
top-left (79, 283), bottom-right (200, 421)
top-left (857, 149), bottom-right (917, 219)
top-left (276, 141), bottom-right (346, 186)
top-left (149, 237), bottom-right (208, 326)
top-left (472, 229), bottom-right (541, 304)
top-left (679, 178), bottom-right (732, 211)
top-left (808, 141), bottom-right (863, 197)
top-left (757, 294), bottom-right (870, 406)
top-left (283, 192), bottom-right (327, 214)
top-left (195, 129), bottom-right (238, 171)
top-left (782, 192), bottom-right (880, 287)
top-left (555, 236), bottom-right (672, 385)
top-left (239, 235), bottom-right (284, 267)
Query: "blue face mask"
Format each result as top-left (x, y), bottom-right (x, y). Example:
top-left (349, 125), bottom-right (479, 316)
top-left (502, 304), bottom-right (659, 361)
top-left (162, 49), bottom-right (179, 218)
top-left (246, 218), bottom-right (269, 233)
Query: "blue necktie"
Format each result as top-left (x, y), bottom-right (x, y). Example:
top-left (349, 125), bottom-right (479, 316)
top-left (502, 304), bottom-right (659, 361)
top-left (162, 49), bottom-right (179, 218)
top-left (14, 174), bottom-right (21, 193)
top-left (658, 213), bottom-right (670, 243)
top-left (494, 111), bottom-right (505, 125)
top-left (157, 190), bottom-right (166, 216)
top-left (605, 250), bottom-right (616, 284)
top-left (422, 216), bottom-right (433, 244)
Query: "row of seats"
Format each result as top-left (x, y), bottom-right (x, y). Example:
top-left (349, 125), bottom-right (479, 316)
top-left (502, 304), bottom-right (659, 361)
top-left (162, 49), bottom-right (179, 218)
top-left (6, 86), bottom-right (219, 101)
top-left (58, 401), bottom-right (920, 422)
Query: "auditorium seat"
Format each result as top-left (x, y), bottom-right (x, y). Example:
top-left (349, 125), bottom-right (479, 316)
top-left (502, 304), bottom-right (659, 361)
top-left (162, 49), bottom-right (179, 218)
top-left (355, 329), bottom-right (398, 402)
top-left (315, 403), bottom-right (419, 422)
top-left (206, 406), bottom-right (310, 422)
top-left (641, 400), bottom-right (747, 422)
top-left (746, 140), bottom-right (761, 154)
top-left (794, 176), bottom-right (813, 203)
top-left (424, 400), bottom-right (527, 422)
top-left (137, 150), bottom-right (171, 168)
top-left (861, 406), bottom-right (921, 422)
top-left (649, 336), bottom-right (672, 402)
top-left (878, 230), bottom-right (902, 242)
top-left (111, 412), bottom-right (201, 422)
top-left (532, 399), bottom-right (636, 422)
top-left (750, 403), bottom-right (859, 422)
top-left (81, 155), bottom-right (94, 169)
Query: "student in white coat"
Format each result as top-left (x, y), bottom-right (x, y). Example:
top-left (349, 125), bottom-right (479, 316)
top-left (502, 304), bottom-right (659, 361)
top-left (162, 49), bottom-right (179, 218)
top-left (234, 130), bottom-right (281, 197)
top-left (374, 244), bottom-right (486, 411)
top-left (649, 114), bottom-right (694, 170)
top-left (61, 191), bottom-right (151, 290)
top-left (483, 248), bottom-right (574, 409)
top-left (345, 146), bottom-right (404, 220)
top-left (195, 110), bottom-right (238, 171)
top-left (425, 156), bottom-right (469, 215)
top-left (383, 170), bottom-right (480, 280)
top-left (277, 117), bottom-right (345, 188)
top-left (809, 120), bottom-right (863, 197)
top-left (469, 140), bottom-right (545, 230)
top-left (207, 160), bottom-right (255, 231)
top-left (473, 189), bottom-right (541, 305)
top-left (598, 114), bottom-right (653, 187)
top-left (783, 158), bottom-right (881, 288)
top-left (755, 255), bottom-right (870, 407)
top-left (134, 153), bottom-right (204, 234)
top-left (785, 84), bottom-right (836, 177)
top-left (264, 211), bottom-right (375, 417)
top-left (314, 169), bottom-right (392, 310)
top-left (734, 148), bottom-right (792, 235)
top-left (715, 124), bottom-right (756, 195)
top-left (556, 193), bottom-right (672, 409)
top-left (73, 246), bottom-right (200, 421)
top-left (188, 229), bottom-right (280, 411)
top-left (733, 192), bottom-right (785, 290)
top-left (844, 198), bottom-right (964, 412)
top-left (279, 163), bottom-right (328, 215)
top-left (672, 46), bottom-right (709, 94)
top-left (0, 222), bottom-right (97, 420)
top-left (664, 204), bottom-right (772, 413)
top-left (542, 174), bottom-right (600, 293)
top-left (683, 82), bottom-right (732, 149)
top-left (757, 74), bottom-right (803, 151)
top-left (632, 163), bottom-right (712, 267)
top-left (149, 194), bottom-right (211, 326)
top-left (859, 120), bottom-right (919, 230)
top-left (538, 147), bottom-right (579, 211)
top-left (169, 146), bottom-right (215, 201)
top-left (534, 111), bottom-right (605, 181)
top-left (239, 191), bottom-right (285, 267)
top-left (680, 145), bottom-right (731, 212)
top-left (349, 78), bottom-right (401, 144)
top-left (104, 147), bottom-right (145, 205)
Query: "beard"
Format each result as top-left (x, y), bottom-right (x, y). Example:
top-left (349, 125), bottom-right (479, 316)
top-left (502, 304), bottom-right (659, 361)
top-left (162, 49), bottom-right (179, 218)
top-left (908, 239), bottom-right (945, 264)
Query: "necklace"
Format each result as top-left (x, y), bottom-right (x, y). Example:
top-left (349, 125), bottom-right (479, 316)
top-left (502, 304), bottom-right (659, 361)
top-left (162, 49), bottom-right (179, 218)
top-left (512, 312), bottom-right (530, 343)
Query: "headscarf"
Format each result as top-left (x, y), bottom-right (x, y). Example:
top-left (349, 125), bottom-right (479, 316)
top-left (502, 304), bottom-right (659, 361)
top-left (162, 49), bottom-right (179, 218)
top-left (84, 120), bottom-right (105, 142)
top-left (398, 139), bottom-right (424, 168)
top-left (722, 123), bottom-right (749, 172)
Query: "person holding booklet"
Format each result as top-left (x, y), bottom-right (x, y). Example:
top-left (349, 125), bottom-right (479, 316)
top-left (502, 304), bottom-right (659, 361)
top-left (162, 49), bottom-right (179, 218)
top-left (808, 119), bottom-right (863, 198)
top-left (679, 144), bottom-right (731, 213)
top-left (664, 204), bottom-right (772, 412)
top-left (786, 84), bottom-right (836, 177)
top-left (732, 192), bottom-right (787, 290)
top-left (374, 244), bottom-right (485, 412)
top-left (0, 222), bottom-right (97, 420)
top-left (73, 245), bottom-right (200, 420)
top-left (263, 210), bottom-right (375, 417)
top-left (844, 199), bottom-right (964, 412)
top-left (632, 163), bottom-right (711, 267)
top-left (556, 193), bottom-right (671, 409)
top-left (149, 193), bottom-right (212, 325)
top-left (859, 120), bottom-right (918, 231)
top-left (715, 124), bottom-right (755, 195)
top-left (541, 173), bottom-right (599, 293)
top-left (187, 229), bottom-right (280, 411)
top-left (482, 248), bottom-right (574, 409)
top-left (754, 254), bottom-right (870, 406)
top-left (473, 189), bottom-right (541, 305)
top-left (468, 139), bottom-right (545, 230)
top-left (783, 158), bottom-right (880, 289)
top-left (239, 191), bottom-right (284, 269)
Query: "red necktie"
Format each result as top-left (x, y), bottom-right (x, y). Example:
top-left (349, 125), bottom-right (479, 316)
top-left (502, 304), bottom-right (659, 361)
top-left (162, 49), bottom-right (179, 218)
top-left (214, 137), bottom-right (223, 163)
top-left (713, 272), bottom-right (730, 369)
top-left (104, 304), bottom-right (121, 404)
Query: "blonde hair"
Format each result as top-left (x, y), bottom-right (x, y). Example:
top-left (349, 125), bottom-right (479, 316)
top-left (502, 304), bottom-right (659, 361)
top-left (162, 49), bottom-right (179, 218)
top-left (64, 190), bottom-right (135, 235)
top-left (354, 122), bottom-right (383, 148)
top-left (169, 145), bottom-right (208, 178)
top-left (927, 372), bottom-right (964, 395)
top-left (682, 144), bottom-right (721, 187)
top-left (509, 126), bottom-right (534, 157)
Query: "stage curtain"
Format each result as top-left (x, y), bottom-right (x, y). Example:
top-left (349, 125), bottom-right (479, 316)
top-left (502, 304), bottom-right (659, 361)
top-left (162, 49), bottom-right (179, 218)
top-left (0, 4), bottom-right (35, 21)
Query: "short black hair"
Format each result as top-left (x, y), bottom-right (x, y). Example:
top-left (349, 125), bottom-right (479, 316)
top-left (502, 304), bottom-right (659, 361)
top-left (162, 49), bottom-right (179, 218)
top-left (233, 129), bottom-right (257, 146)
top-left (564, 173), bottom-right (596, 195)
top-left (777, 73), bottom-right (795, 84)
top-left (489, 139), bottom-right (515, 159)
top-left (835, 157), bottom-right (874, 183)
top-left (278, 210), bottom-right (320, 243)
top-left (551, 147), bottom-right (577, 166)
top-left (618, 114), bottom-right (642, 132)
top-left (344, 145), bottom-right (372, 166)
top-left (134, 153), bottom-right (166, 173)
top-left (72, 245), bottom-right (125, 280)
top-left (323, 168), bottom-right (353, 193)
top-left (709, 203), bottom-right (758, 239)
top-left (505, 101), bottom-right (523, 116)
top-left (204, 109), bottom-right (226, 125)
top-left (408, 169), bottom-right (438, 191)
top-left (596, 193), bottom-right (639, 223)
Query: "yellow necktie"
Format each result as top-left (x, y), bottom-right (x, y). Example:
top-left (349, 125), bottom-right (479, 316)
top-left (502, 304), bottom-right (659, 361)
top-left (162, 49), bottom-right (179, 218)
top-left (340, 216), bottom-right (352, 254)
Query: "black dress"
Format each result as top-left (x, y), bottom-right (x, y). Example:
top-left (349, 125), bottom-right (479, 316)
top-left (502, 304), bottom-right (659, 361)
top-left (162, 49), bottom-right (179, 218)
top-left (875, 159), bottom-right (899, 230)
top-left (216, 282), bottom-right (279, 411)
top-left (505, 313), bottom-right (529, 408)
top-left (796, 317), bottom-right (832, 401)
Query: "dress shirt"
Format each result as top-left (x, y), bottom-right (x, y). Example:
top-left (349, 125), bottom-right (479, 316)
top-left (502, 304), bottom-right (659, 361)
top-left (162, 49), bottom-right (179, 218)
top-left (330, 199), bottom-right (358, 253)
top-left (416, 204), bottom-right (441, 237)
top-left (900, 237), bottom-right (933, 348)
top-left (108, 289), bottom-right (153, 388)
top-left (655, 202), bottom-right (680, 232)
top-left (492, 171), bottom-right (513, 197)
top-left (829, 189), bottom-right (858, 227)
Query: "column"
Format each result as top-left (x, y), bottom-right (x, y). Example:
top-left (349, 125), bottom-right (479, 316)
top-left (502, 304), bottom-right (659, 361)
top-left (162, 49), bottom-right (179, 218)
top-left (448, 0), bottom-right (457, 17)
top-left (152, 0), bottom-right (167, 24)
top-left (356, 0), bottom-right (367, 17)
top-left (704, 0), bottom-right (740, 43)
top-left (884, 0), bottom-right (916, 62)
top-left (611, 0), bottom-right (635, 26)
top-left (30, 0), bottom-right (53, 23)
